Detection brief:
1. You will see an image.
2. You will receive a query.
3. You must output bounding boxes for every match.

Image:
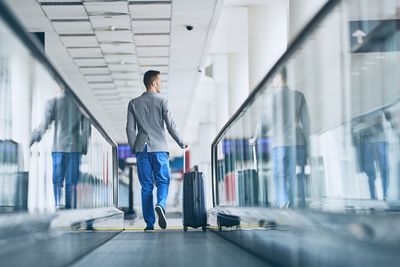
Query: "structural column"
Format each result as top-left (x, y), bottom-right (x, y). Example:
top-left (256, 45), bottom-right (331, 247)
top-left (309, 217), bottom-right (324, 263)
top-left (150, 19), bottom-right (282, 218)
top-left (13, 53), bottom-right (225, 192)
top-left (248, 2), bottom-right (288, 91)
top-left (288, 0), bottom-right (328, 42)
top-left (213, 54), bottom-right (229, 131)
top-left (227, 53), bottom-right (249, 116)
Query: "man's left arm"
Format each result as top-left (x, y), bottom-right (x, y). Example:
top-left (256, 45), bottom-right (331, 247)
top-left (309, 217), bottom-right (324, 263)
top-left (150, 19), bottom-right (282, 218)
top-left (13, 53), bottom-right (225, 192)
top-left (126, 101), bottom-right (138, 153)
top-left (300, 94), bottom-right (311, 158)
top-left (81, 114), bottom-right (91, 155)
top-left (162, 99), bottom-right (185, 149)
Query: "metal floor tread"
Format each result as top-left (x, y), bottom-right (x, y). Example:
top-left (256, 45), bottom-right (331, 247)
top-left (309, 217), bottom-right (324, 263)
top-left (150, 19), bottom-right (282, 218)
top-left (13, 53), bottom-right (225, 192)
top-left (71, 230), bottom-right (271, 267)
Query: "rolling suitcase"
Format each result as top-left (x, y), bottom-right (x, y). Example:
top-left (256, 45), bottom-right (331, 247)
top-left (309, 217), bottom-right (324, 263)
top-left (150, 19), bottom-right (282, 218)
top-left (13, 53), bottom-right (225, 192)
top-left (237, 169), bottom-right (259, 206)
top-left (237, 143), bottom-right (260, 206)
top-left (182, 152), bottom-right (207, 232)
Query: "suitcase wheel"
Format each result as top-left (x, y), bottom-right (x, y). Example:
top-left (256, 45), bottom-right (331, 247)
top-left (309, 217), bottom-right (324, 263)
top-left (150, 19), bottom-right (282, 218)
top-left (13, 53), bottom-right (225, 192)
top-left (184, 226), bottom-right (188, 232)
top-left (202, 225), bottom-right (207, 232)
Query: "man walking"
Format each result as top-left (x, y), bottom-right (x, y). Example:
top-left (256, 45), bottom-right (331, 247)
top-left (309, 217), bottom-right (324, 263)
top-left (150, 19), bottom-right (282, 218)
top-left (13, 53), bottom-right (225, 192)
top-left (126, 70), bottom-right (187, 231)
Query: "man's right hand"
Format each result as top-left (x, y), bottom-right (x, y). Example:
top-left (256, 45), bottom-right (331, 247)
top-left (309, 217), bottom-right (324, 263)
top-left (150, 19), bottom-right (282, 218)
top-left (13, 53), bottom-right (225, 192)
top-left (249, 137), bottom-right (257, 146)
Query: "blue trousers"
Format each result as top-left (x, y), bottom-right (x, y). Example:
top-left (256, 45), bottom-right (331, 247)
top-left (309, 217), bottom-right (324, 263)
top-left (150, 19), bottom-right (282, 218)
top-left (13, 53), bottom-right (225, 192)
top-left (358, 142), bottom-right (389, 199)
top-left (273, 146), bottom-right (306, 208)
top-left (52, 152), bottom-right (81, 209)
top-left (136, 146), bottom-right (170, 227)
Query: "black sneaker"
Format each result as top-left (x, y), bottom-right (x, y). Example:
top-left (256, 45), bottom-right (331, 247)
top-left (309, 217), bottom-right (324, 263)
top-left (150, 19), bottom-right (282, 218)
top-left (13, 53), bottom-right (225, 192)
top-left (144, 226), bottom-right (154, 232)
top-left (155, 205), bottom-right (167, 229)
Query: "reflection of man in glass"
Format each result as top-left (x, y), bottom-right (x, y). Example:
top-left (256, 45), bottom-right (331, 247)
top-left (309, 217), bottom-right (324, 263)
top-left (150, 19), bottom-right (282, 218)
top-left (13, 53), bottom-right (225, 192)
top-left (30, 86), bottom-right (90, 209)
top-left (352, 111), bottom-right (389, 200)
top-left (268, 68), bottom-right (310, 208)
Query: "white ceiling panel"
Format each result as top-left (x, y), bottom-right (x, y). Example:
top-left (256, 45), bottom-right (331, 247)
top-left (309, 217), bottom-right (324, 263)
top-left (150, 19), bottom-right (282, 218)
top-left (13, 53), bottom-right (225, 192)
top-left (90, 16), bottom-right (131, 29)
top-left (41, 5), bottom-right (88, 19)
top-left (80, 67), bottom-right (110, 75)
top-left (61, 36), bottom-right (98, 47)
top-left (91, 89), bottom-right (118, 94)
top-left (75, 58), bottom-right (107, 67)
top-left (136, 46), bottom-right (169, 56)
top-left (137, 56), bottom-right (169, 65)
top-left (85, 2), bottom-right (129, 14)
top-left (134, 34), bottom-right (170, 46)
top-left (93, 90), bottom-right (117, 95)
top-left (115, 80), bottom-right (141, 87)
top-left (118, 86), bottom-right (141, 92)
top-left (68, 47), bottom-right (103, 57)
top-left (53, 21), bottom-right (93, 34)
top-left (130, 4), bottom-right (171, 19)
top-left (132, 20), bottom-right (170, 33)
top-left (108, 64), bottom-right (138, 72)
top-left (96, 31), bottom-right (134, 43)
top-left (98, 100), bottom-right (125, 105)
top-left (85, 75), bottom-right (113, 82)
top-left (111, 72), bottom-right (138, 79)
top-left (101, 43), bottom-right (136, 54)
top-left (96, 94), bottom-right (121, 100)
top-left (104, 54), bottom-right (137, 64)
top-left (119, 93), bottom-right (137, 98)
top-left (140, 65), bottom-right (168, 73)
top-left (89, 83), bottom-right (116, 89)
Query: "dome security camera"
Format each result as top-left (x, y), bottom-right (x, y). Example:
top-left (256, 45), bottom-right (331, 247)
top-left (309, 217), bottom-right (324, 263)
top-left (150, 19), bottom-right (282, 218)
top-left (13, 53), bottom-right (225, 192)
top-left (185, 25), bottom-right (194, 31)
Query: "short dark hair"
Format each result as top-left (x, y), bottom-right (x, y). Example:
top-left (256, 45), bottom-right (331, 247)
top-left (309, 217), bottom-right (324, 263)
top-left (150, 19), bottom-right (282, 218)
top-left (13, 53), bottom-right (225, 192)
top-left (279, 67), bottom-right (287, 82)
top-left (143, 70), bottom-right (160, 89)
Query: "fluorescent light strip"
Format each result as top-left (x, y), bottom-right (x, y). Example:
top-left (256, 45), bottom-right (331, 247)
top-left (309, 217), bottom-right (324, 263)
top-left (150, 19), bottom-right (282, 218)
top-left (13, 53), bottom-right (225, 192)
top-left (132, 18), bottom-right (171, 21)
top-left (134, 33), bottom-right (170, 36)
top-left (40, 2), bottom-right (84, 6)
top-left (60, 34), bottom-right (96, 37)
top-left (80, 66), bottom-right (109, 68)
top-left (129, 1), bottom-right (172, 5)
top-left (136, 45), bottom-right (169, 48)
top-left (137, 55), bottom-right (169, 58)
top-left (67, 46), bottom-right (100, 49)
top-left (74, 57), bottom-right (104, 59)
top-left (51, 19), bottom-right (90, 22)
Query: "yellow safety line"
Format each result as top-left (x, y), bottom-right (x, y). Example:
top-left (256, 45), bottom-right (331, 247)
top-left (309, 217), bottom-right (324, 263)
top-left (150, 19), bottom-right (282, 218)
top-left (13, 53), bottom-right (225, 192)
top-left (87, 224), bottom-right (262, 231)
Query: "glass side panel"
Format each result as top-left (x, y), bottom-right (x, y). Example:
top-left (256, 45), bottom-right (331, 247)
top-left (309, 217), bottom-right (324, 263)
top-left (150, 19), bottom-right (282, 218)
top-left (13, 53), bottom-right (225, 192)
top-left (0, 11), bottom-right (116, 213)
top-left (214, 0), bottom-right (400, 212)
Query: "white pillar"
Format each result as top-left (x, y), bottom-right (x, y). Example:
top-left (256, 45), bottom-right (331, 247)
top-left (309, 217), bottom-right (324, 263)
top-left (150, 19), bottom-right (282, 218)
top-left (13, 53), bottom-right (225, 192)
top-left (196, 122), bottom-right (216, 210)
top-left (248, 3), bottom-right (288, 91)
top-left (213, 54), bottom-right (229, 131)
top-left (227, 53), bottom-right (249, 116)
top-left (288, 0), bottom-right (328, 42)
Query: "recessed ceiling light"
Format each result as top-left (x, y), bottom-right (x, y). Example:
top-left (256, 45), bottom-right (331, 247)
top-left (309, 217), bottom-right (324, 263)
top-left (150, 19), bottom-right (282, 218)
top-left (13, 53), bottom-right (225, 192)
top-left (109, 25), bottom-right (116, 31)
top-left (120, 61), bottom-right (125, 65)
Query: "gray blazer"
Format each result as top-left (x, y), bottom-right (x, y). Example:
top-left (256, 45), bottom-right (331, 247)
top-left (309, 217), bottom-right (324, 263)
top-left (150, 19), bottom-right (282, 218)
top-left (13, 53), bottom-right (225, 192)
top-left (270, 86), bottom-right (310, 147)
top-left (126, 92), bottom-right (185, 153)
top-left (257, 86), bottom-right (310, 148)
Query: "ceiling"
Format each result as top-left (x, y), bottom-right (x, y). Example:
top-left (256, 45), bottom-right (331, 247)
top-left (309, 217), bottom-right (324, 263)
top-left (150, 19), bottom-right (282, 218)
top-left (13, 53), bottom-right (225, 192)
top-left (5, 0), bottom-right (222, 155)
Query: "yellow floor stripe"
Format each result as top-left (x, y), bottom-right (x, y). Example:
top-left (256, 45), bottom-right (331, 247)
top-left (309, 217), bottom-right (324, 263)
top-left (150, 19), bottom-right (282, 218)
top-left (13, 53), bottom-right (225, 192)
top-left (90, 224), bottom-right (261, 231)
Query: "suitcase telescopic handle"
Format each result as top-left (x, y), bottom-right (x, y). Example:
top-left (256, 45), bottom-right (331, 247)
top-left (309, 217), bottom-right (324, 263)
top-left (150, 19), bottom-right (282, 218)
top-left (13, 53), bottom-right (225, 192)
top-left (183, 148), bottom-right (186, 173)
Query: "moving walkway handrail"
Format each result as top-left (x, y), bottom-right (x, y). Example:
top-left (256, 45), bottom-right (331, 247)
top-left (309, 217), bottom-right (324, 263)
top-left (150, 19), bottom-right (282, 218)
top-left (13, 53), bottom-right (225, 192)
top-left (210, 0), bottom-right (341, 207)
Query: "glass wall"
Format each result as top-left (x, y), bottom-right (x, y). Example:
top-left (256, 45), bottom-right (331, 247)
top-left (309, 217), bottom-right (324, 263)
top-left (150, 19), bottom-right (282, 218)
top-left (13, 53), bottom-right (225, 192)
top-left (0, 5), bottom-right (117, 213)
top-left (213, 0), bottom-right (400, 212)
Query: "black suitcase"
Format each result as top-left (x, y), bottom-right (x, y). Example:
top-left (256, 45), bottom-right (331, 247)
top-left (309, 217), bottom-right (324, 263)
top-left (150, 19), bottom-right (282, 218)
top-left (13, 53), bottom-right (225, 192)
top-left (238, 169), bottom-right (259, 206)
top-left (182, 169), bottom-right (207, 232)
